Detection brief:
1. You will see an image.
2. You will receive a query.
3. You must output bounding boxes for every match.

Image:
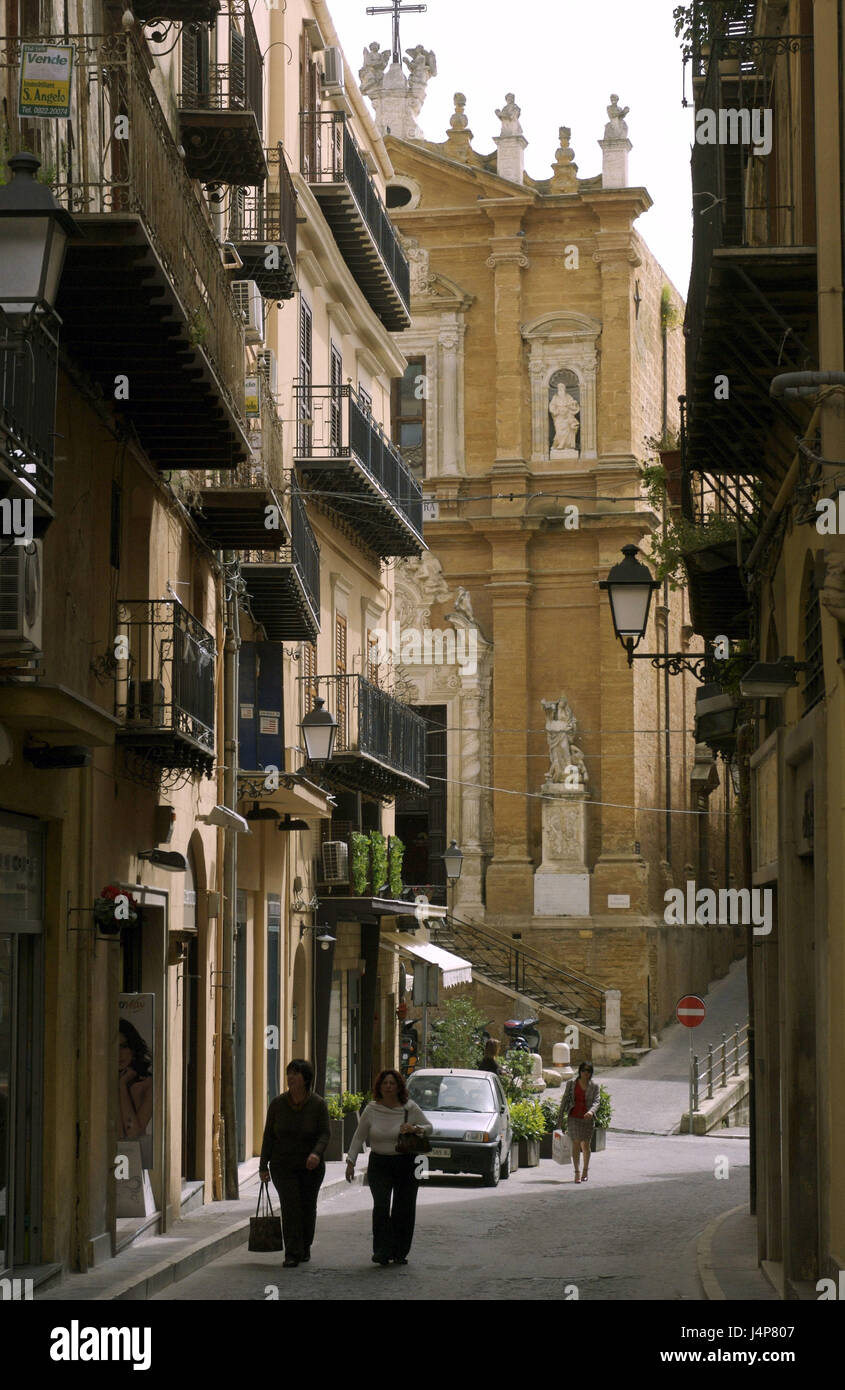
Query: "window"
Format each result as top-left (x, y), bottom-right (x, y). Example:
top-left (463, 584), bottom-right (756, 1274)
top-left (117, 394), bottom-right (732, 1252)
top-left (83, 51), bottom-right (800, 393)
top-left (298, 298), bottom-right (312, 454)
top-left (392, 356), bottom-right (426, 482)
top-left (300, 31), bottom-right (321, 178)
top-left (330, 343), bottom-right (343, 451)
top-left (181, 22), bottom-right (210, 99)
top-left (358, 385), bottom-right (372, 416)
top-left (335, 614), bottom-right (347, 751)
top-left (386, 184), bottom-right (413, 209)
top-left (302, 641), bottom-right (318, 710)
top-left (366, 628), bottom-right (380, 686)
top-left (802, 565), bottom-right (824, 712)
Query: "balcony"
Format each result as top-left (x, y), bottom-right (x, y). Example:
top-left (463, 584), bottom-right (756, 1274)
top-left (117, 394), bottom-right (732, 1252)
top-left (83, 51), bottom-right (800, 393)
top-left (239, 479), bottom-right (321, 642)
top-left (300, 112), bottom-right (410, 330)
top-left (295, 386), bottom-right (425, 558)
top-left (680, 432), bottom-right (760, 643)
top-left (132, 0), bottom-right (219, 20)
top-left (299, 673), bottom-right (427, 799)
top-left (1, 310), bottom-right (59, 533)
top-left (189, 372), bottom-right (286, 549)
top-left (115, 601), bottom-right (216, 776)
top-left (685, 30), bottom-right (816, 502)
top-left (178, 4), bottom-right (266, 187)
top-left (0, 32), bottom-right (250, 472)
top-left (228, 146), bottom-right (297, 299)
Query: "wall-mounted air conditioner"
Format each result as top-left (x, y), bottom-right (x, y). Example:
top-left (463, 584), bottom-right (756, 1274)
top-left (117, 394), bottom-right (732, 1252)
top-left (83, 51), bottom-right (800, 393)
top-left (256, 348), bottom-right (278, 400)
top-left (322, 46), bottom-right (345, 96)
top-left (0, 540), bottom-right (42, 654)
top-left (232, 279), bottom-right (265, 344)
top-left (321, 841), bottom-right (349, 884)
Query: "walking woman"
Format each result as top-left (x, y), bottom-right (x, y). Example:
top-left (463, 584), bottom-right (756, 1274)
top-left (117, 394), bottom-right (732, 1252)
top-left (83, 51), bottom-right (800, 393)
top-left (259, 1059), bottom-right (330, 1267)
top-left (558, 1062), bottom-right (601, 1183)
top-left (345, 1068), bottom-right (432, 1265)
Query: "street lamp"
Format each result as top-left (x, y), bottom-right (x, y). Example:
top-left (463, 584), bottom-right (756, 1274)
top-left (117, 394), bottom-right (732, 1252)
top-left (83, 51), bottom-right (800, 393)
top-left (300, 695), bottom-right (337, 762)
top-left (600, 544), bottom-right (712, 680)
top-left (0, 153), bottom-right (77, 323)
top-left (739, 656), bottom-right (805, 699)
top-left (442, 840), bottom-right (464, 882)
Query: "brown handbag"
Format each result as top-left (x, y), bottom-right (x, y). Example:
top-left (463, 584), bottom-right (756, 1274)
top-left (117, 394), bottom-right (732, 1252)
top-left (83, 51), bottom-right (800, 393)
top-left (249, 1182), bottom-right (283, 1252)
top-left (395, 1106), bottom-right (431, 1155)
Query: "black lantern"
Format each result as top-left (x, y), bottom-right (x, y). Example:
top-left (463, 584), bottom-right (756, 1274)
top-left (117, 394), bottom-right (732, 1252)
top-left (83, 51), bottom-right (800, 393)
top-left (442, 840), bottom-right (464, 882)
top-left (0, 153), bottom-right (77, 320)
top-left (739, 657), bottom-right (803, 699)
top-left (599, 544), bottom-right (661, 657)
top-left (694, 683), bottom-right (739, 752)
top-left (300, 695), bottom-right (337, 762)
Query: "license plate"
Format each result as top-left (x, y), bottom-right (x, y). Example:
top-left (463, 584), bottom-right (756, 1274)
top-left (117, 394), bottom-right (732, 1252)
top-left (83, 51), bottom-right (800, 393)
top-left (428, 1147), bottom-right (450, 1157)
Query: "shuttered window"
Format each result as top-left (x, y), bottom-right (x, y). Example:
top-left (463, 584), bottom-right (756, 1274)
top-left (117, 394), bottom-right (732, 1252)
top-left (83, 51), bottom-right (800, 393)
top-left (298, 299), bottom-right (312, 454)
top-left (366, 628), bottom-right (380, 687)
top-left (300, 32), bottom-right (321, 178)
top-left (335, 614), bottom-right (347, 752)
top-left (330, 343), bottom-right (343, 450)
top-left (302, 641), bottom-right (318, 709)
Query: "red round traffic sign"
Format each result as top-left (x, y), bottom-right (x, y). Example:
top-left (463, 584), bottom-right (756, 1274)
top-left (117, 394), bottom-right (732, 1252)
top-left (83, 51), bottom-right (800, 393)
top-left (676, 995), bottom-right (706, 1028)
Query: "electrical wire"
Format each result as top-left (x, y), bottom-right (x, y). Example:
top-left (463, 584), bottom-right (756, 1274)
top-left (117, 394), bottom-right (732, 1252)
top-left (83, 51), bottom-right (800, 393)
top-left (425, 773), bottom-right (729, 818)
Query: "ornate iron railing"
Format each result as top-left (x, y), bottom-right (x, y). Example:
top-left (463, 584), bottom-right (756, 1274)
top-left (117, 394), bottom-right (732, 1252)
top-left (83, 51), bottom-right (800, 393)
top-left (0, 32), bottom-right (247, 426)
top-left (299, 673), bottom-right (426, 784)
top-left (115, 600), bottom-right (216, 759)
top-left (228, 143), bottom-right (297, 263)
top-left (240, 476), bottom-right (320, 625)
top-left (0, 309), bottom-right (59, 512)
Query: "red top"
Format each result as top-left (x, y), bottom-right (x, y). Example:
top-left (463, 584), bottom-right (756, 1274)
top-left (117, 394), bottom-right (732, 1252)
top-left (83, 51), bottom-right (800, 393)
top-left (570, 1081), bottom-right (588, 1119)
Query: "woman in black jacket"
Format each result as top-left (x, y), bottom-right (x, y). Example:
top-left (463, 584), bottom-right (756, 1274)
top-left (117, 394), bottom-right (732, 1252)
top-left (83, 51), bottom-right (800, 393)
top-left (259, 1059), bottom-right (330, 1267)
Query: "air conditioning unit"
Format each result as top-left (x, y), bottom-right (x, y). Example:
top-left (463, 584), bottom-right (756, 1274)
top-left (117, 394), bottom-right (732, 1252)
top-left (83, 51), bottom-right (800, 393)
top-left (232, 279), bottom-right (264, 344)
top-left (321, 841), bottom-right (349, 884)
top-left (322, 46), bottom-right (345, 95)
top-left (256, 348), bottom-right (278, 400)
top-left (0, 540), bottom-right (42, 654)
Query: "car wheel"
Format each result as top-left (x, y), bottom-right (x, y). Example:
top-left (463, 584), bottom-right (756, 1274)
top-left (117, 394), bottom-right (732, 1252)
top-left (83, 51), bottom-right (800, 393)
top-left (500, 1145), bottom-right (510, 1180)
top-left (482, 1148), bottom-right (501, 1187)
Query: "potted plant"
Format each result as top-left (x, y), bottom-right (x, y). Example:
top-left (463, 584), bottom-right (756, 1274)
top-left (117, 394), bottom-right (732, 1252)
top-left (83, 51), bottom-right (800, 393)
top-left (93, 884), bottom-right (140, 935)
top-left (388, 835), bottom-right (405, 898)
top-left (325, 1094), bottom-right (346, 1159)
top-left (509, 1098), bottom-right (546, 1168)
top-left (340, 1091), bottom-right (364, 1148)
top-left (350, 832), bottom-right (370, 896)
top-left (591, 1085), bottom-right (613, 1152)
top-left (539, 1097), bottom-right (559, 1160)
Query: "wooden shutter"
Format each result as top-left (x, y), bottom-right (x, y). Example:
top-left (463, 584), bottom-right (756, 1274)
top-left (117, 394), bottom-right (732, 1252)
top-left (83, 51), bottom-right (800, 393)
top-left (230, 26), bottom-right (246, 106)
top-left (330, 343), bottom-right (343, 450)
top-left (366, 628), bottom-right (380, 687)
top-left (298, 299), bottom-right (312, 454)
top-left (335, 614), bottom-right (347, 752)
top-left (300, 32), bottom-right (320, 177)
top-left (302, 641), bottom-right (318, 709)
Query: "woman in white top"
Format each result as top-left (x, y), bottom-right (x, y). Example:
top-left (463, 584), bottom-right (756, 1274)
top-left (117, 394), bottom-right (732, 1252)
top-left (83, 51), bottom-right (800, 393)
top-left (345, 1068), bottom-right (432, 1265)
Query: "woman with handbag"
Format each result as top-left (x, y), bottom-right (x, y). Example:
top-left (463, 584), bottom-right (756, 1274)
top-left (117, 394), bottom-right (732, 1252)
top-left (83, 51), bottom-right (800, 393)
top-left (557, 1062), bottom-right (601, 1183)
top-left (258, 1058), bottom-right (330, 1267)
top-left (345, 1067), bottom-right (432, 1265)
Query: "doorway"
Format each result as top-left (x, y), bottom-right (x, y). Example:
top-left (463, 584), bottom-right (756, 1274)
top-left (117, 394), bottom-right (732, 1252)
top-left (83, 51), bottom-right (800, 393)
top-left (234, 891), bottom-right (248, 1162)
top-left (395, 704), bottom-right (447, 905)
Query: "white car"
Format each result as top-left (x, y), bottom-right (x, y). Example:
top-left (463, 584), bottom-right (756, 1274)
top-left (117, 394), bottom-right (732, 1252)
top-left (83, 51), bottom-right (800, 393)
top-left (406, 1068), bottom-right (514, 1187)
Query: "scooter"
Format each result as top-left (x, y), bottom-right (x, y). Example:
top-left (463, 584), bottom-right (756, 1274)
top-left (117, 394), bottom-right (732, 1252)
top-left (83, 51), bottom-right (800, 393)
top-left (400, 1018), bottom-right (421, 1076)
top-left (503, 1016), bottom-right (541, 1053)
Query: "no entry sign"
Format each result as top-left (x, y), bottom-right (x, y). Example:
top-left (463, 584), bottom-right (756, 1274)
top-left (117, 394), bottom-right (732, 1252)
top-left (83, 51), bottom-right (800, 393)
top-left (676, 994), bottom-right (706, 1028)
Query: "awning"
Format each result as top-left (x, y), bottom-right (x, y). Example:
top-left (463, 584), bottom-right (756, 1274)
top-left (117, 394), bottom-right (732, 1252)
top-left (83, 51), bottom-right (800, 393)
top-left (399, 940), bottom-right (473, 989)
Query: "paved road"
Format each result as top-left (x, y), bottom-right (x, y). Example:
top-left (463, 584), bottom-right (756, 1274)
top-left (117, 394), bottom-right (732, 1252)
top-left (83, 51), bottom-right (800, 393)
top-left (153, 1131), bottom-right (750, 1302)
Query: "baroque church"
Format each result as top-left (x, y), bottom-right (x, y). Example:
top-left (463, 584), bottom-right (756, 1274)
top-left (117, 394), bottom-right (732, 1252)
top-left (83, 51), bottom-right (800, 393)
top-left (362, 26), bottom-right (741, 1055)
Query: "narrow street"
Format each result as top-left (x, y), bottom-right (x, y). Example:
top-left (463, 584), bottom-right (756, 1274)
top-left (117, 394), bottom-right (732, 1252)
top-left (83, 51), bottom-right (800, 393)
top-left (153, 1132), bottom-right (750, 1302)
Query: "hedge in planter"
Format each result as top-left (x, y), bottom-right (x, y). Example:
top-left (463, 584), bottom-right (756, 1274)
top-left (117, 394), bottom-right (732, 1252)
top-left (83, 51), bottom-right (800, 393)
top-left (510, 1099), bottom-right (546, 1168)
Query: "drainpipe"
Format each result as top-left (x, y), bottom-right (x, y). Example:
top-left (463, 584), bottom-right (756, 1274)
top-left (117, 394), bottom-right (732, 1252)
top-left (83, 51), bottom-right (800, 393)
top-left (221, 555), bottom-right (241, 1199)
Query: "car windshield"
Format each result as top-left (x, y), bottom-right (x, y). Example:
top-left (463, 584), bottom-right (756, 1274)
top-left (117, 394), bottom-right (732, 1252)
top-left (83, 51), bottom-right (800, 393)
top-left (407, 1076), bottom-right (495, 1113)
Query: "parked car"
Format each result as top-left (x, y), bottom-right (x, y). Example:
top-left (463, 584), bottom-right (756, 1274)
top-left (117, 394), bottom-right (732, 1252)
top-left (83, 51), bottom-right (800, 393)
top-left (406, 1068), bottom-right (514, 1187)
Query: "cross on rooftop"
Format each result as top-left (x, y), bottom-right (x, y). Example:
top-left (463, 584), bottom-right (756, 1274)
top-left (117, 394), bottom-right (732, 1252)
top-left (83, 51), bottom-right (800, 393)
top-left (366, 0), bottom-right (427, 65)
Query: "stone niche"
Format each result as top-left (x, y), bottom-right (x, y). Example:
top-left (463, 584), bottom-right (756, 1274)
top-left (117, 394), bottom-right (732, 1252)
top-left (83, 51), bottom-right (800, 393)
top-left (522, 311), bottom-right (601, 463)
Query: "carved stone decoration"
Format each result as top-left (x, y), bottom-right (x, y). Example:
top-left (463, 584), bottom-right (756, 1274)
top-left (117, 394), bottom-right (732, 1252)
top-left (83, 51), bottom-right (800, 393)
top-left (599, 92), bottom-right (632, 189)
top-left (540, 694), bottom-right (589, 789)
top-left (399, 552), bottom-right (452, 628)
top-left (398, 233), bottom-right (435, 296)
top-left (495, 93), bottom-right (523, 137)
top-left (550, 125), bottom-right (578, 192)
top-left (522, 311), bottom-right (600, 462)
top-left (360, 42), bottom-right (436, 140)
top-left (535, 694), bottom-right (590, 916)
top-left (450, 92), bottom-right (469, 130)
top-left (445, 92), bottom-right (474, 162)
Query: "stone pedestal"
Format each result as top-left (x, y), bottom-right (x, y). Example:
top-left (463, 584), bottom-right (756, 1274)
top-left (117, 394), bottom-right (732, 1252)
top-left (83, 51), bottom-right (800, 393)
top-left (533, 786), bottom-right (590, 916)
top-left (372, 62), bottom-right (423, 139)
top-left (599, 136), bottom-right (632, 188)
top-left (494, 133), bottom-right (528, 184)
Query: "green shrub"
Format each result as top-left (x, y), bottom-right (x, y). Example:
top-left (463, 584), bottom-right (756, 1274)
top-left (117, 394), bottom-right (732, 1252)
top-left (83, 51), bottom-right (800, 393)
top-left (540, 1097), bottom-right (559, 1133)
top-left (350, 832), bottom-right (370, 896)
top-left (340, 1091), bottom-right (364, 1116)
top-left (499, 1049), bottom-right (535, 1104)
top-left (326, 1095), bottom-right (344, 1120)
top-left (388, 836), bottom-right (404, 898)
top-left (595, 1084), bottom-right (613, 1129)
top-left (508, 1099), bottom-right (546, 1142)
top-left (370, 830), bottom-right (388, 895)
top-left (427, 997), bottom-right (488, 1069)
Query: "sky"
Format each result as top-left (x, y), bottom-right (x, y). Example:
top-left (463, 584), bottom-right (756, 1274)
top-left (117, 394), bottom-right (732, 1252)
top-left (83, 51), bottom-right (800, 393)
top-left (331, 0), bottom-right (696, 295)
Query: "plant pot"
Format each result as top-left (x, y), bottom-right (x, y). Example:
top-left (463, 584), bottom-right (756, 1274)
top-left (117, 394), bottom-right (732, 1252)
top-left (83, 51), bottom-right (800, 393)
top-left (509, 1140), bottom-right (519, 1172)
top-left (325, 1118), bottom-right (344, 1161)
top-left (590, 1126), bottom-right (607, 1153)
top-left (343, 1111), bottom-right (359, 1147)
top-left (539, 1131), bottom-right (554, 1160)
top-left (660, 450), bottom-right (682, 506)
top-left (517, 1138), bottom-right (540, 1168)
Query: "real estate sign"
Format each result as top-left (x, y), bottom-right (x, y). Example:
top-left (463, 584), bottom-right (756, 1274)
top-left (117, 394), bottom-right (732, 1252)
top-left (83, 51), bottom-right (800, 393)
top-left (18, 44), bottom-right (74, 119)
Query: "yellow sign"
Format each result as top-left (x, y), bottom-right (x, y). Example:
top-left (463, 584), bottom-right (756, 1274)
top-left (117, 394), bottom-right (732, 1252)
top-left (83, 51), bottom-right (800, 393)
top-left (18, 44), bottom-right (74, 119)
top-left (245, 375), bottom-right (260, 419)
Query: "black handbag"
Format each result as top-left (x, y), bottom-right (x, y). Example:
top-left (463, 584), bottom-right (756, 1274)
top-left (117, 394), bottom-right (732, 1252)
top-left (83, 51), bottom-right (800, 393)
top-left (249, 1182), bottom-right (283, 1252)
top-left (395, 1106), bottom-right (431, 1156)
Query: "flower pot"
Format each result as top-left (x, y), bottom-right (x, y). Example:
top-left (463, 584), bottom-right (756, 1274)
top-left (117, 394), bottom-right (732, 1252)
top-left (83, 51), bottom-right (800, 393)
top-left (517, 1138), bottom-right (540, 1168)
top-left (325, 1118), bottom-right (345, 1161)
top-left (591, 1126), bottom-right (607, 1153)
top-left (539, 1131), bottom-right (554, 1160)
top-left (509, 1140), bottom-right (519, 1172)
top-left (343, 1111), bottom-right (359, 1147)
top-left (660, 450), bottom-right (682, 506)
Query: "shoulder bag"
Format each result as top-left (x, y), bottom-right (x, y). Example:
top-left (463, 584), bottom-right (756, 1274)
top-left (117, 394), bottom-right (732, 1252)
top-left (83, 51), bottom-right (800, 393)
top-left (249, 1182), bottom-right (283, 1252)
top-left (395, 1105), bottom-right (431, 1155)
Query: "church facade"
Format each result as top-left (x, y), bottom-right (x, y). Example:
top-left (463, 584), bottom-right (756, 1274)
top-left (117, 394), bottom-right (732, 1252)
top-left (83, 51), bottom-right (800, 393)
top-left (360, 48), bottom-right (743, 1054)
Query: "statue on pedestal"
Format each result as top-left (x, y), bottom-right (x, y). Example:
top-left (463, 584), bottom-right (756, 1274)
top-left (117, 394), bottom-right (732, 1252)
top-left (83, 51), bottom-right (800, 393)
top-left (541, 695), bottom-right (588, 788)
top-left (604, 94), bottom-right (630, 140)
top-left (495, 93), bottom-right (523, 137)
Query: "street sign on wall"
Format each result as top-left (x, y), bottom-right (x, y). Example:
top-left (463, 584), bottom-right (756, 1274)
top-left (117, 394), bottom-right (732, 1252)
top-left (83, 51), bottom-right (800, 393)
top-left (18, 44), bottom-right (74, 119)
top-left (676, 994), bottom-right (706, 1028)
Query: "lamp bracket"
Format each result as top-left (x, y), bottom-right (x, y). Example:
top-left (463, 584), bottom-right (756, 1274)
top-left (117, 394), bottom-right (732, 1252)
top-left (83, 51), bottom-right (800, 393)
top-left (626, 642), bottom-right (713, 682)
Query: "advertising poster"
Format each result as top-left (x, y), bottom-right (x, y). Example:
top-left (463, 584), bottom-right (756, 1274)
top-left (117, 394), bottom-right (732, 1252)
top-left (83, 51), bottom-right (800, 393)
top-left (18, 43), bottom-right (74, 119)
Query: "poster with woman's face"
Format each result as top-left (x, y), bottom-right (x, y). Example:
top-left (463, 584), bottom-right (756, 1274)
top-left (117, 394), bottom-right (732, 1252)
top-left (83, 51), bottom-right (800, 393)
top-left (118, 995), bottom-right (154, 1170)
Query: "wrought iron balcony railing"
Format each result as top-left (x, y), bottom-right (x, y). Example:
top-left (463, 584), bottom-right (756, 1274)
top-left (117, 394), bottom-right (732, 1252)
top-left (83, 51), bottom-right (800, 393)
top-left (190, 365), bottom-right (286, 547)
top-left (295, 385), bottom-right (424, 558)
top-left (300, 111), bottom-right (410, 330)
top-left (179, 3), bottom-right (266, 186)
top-left (239, 477), bottom-right (320, 643)
top-left (0, 31), bottom-right (249, 471)
top-left (0, 309), bottom-right (59, 525)
top-left (299, 673), bottom-right (427, 798)
top-left (228, 145), bottom-right (297, 299)
top-left (115, 600), bottom-right (216, 775)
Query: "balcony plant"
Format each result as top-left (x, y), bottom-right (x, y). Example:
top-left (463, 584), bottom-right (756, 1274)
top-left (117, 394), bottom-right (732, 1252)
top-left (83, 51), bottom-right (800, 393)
top-left (370, 830), bottom-right (388, 896)
top-left (509, 1098), bottom-right (546, 1168)
top-left (388, 835), bottom-right (405, 898)
top-left (673, 2), bottom-right (752, 65)
top-left (350, 832), bottom-right (370, 896)
top-left (94, 884), bottom-right (140, 934)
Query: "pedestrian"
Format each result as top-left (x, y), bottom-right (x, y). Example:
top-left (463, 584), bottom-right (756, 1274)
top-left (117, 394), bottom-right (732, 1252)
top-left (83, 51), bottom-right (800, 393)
top-left (478, 1037), bottom-right (501, 1074)
top-left (259, 1058), bottom-right (330, 1267)
top-left (345, 1067), bottom-right (432, 1265)
top-left (558, 1061), bottom-right (601, 1183)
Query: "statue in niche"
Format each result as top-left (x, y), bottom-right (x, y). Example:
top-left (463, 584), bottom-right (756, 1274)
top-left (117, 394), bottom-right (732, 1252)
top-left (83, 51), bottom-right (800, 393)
top-left (604, 94), bottom-right (630, 140)
top-left (549, 381), bottom-right (580, 453)
top-left (541, 695), bottom-right (588, 788)
top-left (360, 42), bottom-right (390, 97)
top-left (495, 93), bottom-right (523, 137)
